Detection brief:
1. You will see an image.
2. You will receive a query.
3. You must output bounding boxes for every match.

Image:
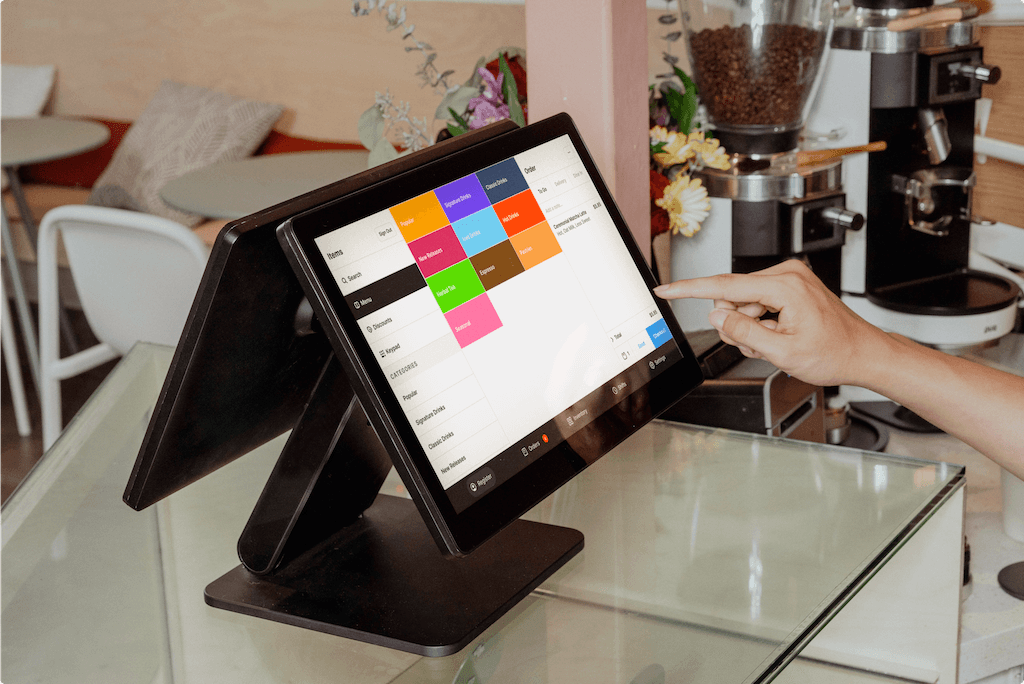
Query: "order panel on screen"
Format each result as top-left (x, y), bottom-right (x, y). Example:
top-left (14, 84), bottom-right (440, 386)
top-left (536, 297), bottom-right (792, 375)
top-left (314, 135), bottom-right (679, 512)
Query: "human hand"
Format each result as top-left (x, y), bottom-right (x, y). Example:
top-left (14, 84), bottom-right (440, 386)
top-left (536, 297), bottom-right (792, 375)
top-left (654, 260), bottom-right (890, 387)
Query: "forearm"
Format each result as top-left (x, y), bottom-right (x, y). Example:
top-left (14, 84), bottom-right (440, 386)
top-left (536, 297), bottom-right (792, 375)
top-left (859, 333), bottom-right (1024, 479)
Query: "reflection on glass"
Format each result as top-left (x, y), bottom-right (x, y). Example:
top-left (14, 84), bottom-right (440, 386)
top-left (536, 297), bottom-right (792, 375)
top-left (873, 463), bottom-right (889, 494)
top-left (532, 422), bottom-right (963, 683)
top-left (749, 531), bottom-right (764, 622)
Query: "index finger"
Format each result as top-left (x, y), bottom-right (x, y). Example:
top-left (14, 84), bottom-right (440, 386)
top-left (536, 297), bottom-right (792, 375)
top-left (654, 272), bottom-right (787, 311)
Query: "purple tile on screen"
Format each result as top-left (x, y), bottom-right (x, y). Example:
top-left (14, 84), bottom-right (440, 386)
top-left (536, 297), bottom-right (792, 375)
top-left (435, 175), bottom-right (492, 224)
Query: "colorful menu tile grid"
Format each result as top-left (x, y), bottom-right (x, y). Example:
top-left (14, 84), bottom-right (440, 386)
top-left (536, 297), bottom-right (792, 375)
top-left (389, 161), bottom-right (563, 348)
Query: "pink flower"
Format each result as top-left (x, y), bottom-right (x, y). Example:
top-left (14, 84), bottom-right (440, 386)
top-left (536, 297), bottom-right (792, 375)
top-left (468, 100), bottom-right (511, 129)
top-left (474, 66), bottom-right (504, 105)
top-left (466, 66), bottom-right (512, 129)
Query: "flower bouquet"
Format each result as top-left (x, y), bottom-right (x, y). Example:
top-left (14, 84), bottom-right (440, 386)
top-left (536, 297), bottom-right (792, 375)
top-left (352, 1), bottom-right (526, 166)
top-left (440, 49), bottom-right (526, 138)
top-left (649, 66), bottom-right (730, 241)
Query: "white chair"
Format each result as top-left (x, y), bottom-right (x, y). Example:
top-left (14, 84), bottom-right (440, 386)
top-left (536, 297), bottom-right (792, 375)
top-left (2, 276), bottom-right (32, 436)
top-left (37, 205), bottom-right (209, 448)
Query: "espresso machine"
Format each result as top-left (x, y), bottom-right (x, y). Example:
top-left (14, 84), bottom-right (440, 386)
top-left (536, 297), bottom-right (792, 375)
top-left (806, 0), bottom-right (1020, 350)
top-left (669, 0), bottom-right (865, 333)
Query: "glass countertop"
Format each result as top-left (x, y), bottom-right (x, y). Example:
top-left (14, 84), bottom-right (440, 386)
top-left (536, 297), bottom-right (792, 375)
top-left (1, 343), bottom-right (964, 684)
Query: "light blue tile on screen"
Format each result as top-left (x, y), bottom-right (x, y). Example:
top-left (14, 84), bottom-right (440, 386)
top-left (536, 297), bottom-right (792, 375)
top-left (453, 208), bottom-right (507, 258)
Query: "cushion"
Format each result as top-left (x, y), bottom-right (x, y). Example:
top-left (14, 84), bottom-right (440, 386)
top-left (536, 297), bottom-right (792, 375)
top-left (88, 80), bottom-right (283, 227)
top-left (256, 129), bottom-right (367, 155)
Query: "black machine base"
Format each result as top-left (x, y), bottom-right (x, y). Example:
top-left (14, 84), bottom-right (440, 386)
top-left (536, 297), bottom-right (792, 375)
top-left (841, 412), bottom-right (891, 453)
top-left (206, 494), bottom-right (584, 657)
top-left (997, 561), bottom-right (1024, 601)
top-left (851, 401), bottom-right (942, 434)
top-left (867, 269), bottom-right (1020, 317)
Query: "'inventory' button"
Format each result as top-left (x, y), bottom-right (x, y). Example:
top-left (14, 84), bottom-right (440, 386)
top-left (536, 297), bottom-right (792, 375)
top-left (467, 467), bottom-right (497, 497)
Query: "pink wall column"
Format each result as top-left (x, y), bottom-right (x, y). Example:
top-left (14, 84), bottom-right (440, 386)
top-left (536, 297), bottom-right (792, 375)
top-left (525, 0), bottom-right (651, 261)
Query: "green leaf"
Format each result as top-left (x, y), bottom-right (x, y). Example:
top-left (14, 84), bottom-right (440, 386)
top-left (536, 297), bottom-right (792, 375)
top-left (650, 141), bottom-right (668, 155)
top-left (667, 66), bottom-right (699, 132)
top-left (447, 122), bottom-right (469, 137)
top-left (498, 53), bottom-right (526, 128)
top-left (448, 107), bottom-right (471, 130)
top-left (663, 87), bottom-right (694, 134)
top-left (673, 66), bottom-right (698, 97)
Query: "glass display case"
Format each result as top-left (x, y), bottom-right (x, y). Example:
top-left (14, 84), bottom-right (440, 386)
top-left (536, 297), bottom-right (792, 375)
top-left (1, 344), bottom-right (966, 684)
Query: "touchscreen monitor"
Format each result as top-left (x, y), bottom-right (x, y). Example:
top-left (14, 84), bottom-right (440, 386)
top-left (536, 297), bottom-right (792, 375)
top-left (279, 113), bottom-right (703, 556)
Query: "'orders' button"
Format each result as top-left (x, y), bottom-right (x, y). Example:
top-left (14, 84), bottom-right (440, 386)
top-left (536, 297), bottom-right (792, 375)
top-left (467, 467), bottom-right (497, 498)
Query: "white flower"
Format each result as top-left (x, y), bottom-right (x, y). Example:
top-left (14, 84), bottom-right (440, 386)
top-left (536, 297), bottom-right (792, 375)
top-left (693, 136), bottom-right (730, 171)
top-left (651, 126), bottom-right (697, 168)
top-left (655, 175), bottom-right (711, 237)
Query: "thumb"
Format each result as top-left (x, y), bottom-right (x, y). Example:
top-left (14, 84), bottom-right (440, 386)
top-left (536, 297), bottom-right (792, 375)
top-left (709, 309), bottom-right (784, 360)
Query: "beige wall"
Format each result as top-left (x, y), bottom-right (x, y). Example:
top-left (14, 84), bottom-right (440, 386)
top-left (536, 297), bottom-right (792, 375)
top-left (1, 0), bottom-right (528, 142)
top-left (1, 1), bottom-right (686, 141)
top-left (4, 0), bottom-right (1020, 230)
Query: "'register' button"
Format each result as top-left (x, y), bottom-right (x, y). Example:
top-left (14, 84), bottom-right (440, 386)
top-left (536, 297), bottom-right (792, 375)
top-left (467, 467), bottom-right (497, 498)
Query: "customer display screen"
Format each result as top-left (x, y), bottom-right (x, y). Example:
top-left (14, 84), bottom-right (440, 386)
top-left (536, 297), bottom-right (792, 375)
top-left (306, 133), bottom-right (684, 512)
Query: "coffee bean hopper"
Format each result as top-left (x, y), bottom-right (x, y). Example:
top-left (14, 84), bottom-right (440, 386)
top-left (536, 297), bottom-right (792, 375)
top-left (805, 0), bottom-right (1021, 350)
top-left (664, 0), bottom-right (895, 448)
top-left (668, 0), bottom-right (866, 335)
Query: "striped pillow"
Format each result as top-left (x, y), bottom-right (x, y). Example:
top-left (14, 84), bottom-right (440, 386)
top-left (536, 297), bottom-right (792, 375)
top-left (89, 80), bottom-right (283, 226)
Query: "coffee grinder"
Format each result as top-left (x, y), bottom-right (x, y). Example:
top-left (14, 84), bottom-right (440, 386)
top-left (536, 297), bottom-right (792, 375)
top-left (669, 0), bottom-right (866, 333)
top-left (806, 1), bottom-right (1020, 350)
top-left (662, 0), bottom-right (889, 448)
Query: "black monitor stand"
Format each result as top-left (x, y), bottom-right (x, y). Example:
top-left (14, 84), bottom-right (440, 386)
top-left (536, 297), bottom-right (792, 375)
top-left (204, 332), bottom-right (583, 657)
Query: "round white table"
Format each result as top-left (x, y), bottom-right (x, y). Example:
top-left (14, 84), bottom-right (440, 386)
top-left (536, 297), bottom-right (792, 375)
top-left (2, 117), bottom-right (111, 392)
top-left (160, 149), bottom-right (370, 220)
top-left (1, 117), bottom-right (110, 167)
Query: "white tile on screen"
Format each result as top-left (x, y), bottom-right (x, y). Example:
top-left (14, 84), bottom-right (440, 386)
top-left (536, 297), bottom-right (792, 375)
top-left (554, 207), bottom-right (652, 333)
top-left (463, 255), bottom-right (623, 441)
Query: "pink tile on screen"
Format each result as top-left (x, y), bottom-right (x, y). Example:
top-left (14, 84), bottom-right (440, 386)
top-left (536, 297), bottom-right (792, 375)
top-left (445, 294), bottom-right (502, 348)
top-left (407, 225), bottom-right (467, 278)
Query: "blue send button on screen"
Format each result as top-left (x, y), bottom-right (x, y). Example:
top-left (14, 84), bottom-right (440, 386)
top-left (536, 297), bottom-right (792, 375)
top-left (646, 319), bottom-right (671, 348)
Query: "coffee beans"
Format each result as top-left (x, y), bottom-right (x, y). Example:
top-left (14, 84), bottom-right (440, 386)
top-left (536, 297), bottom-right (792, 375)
top-left (688, 24), bottom-right (823, 127)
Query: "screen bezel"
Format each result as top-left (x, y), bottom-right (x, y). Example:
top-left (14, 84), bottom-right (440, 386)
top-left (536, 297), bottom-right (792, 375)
top-left (279, 113), bottom-right (703, 555)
